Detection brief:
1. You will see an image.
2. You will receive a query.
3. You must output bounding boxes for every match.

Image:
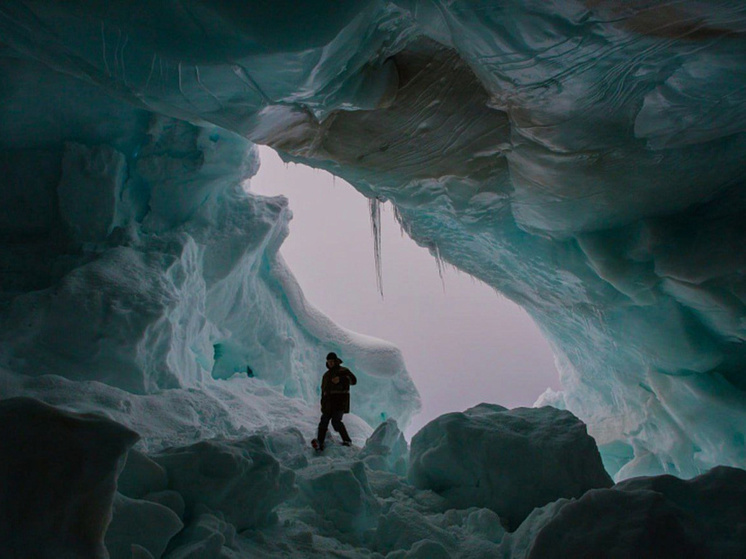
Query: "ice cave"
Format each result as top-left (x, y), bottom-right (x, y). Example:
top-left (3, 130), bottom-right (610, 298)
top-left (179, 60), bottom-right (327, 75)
top-left (1, 1), bottom-right (746, 557)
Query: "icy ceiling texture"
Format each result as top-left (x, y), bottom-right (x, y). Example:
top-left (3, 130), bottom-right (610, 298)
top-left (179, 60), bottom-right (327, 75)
top-left (2, 0), bottom-right (746, 480)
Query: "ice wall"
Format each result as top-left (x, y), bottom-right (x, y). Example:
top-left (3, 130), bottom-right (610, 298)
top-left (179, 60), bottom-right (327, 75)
top-left (1, 0), bottom-right (746, 478)
top-left (0, 49), bottom-right (420, 442)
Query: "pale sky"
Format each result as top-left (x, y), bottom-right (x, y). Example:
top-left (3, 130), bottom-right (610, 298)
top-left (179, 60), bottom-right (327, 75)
top-left (250, 146), bottom-right (560, 438)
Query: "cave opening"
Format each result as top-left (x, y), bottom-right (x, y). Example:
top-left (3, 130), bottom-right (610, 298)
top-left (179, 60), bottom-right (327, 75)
top-left (250, 145), bottom-right (560, 437)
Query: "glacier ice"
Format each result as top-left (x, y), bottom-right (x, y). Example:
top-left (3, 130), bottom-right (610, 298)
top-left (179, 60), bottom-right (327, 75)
top-left (3, 397), bottom-right (745, 558)
top-left (409, 404), bottom-right (613, 530)
top-left (0, 50), bottom-right (420, 429)
top-left (501, 466), bottom-right (746, 559)
top-left (4, 0), bottom-right (746, 478)
top-left (105, 494), bottom-right (183, 559)
top-left (153, 437), bottom-right (295, 531)
top-left (2, 0), bottom-right (746, 557)
top-left (359, 418), bottom-right (409, 476)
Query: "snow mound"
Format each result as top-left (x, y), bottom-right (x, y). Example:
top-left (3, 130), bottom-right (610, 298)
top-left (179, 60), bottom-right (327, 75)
top-left (409, 404), bottom-right (613, 530)
top-left (501, 466), bottom-right (746, 558)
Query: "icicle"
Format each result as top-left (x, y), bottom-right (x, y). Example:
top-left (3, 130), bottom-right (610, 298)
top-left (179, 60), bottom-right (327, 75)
top-left (432, 242), bottom-right (447, 293)
top-left (392, 205), bottom-right (410, 238)
top-left (369, 197), bottom-right (384, 297)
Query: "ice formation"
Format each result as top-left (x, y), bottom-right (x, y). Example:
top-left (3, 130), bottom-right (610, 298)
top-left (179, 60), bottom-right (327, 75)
top-left (0, 398), bottom-right (139, 557)
top-left (0, 50), bottom-right (419, 430)
top-left (500, 466), bottom-right (746, 558)
top-left (2, 0), bottom-right (746, 557)
top-left (409, 404), bottom-right (613, 530)
top-left (3, 0), bottom-right (742, 479)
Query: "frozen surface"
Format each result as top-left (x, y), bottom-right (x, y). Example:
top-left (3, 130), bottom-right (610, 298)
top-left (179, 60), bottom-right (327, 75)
top-left (3, 398), bottom-right (745, 558)
top-left (409, 404), bottom-right (612, 530)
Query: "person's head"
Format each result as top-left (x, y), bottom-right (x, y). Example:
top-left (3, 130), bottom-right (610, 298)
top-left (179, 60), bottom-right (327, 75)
top-left (326, 352), bottom-right (341, 368)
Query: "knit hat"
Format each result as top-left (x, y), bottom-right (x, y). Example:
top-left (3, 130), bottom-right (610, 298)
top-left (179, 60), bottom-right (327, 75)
top-left (326, 352), bottom-right (342, 363)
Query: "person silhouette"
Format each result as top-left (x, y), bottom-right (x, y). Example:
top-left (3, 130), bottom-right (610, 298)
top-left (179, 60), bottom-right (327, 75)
top-left (313, 352), bottom-right (357, 451)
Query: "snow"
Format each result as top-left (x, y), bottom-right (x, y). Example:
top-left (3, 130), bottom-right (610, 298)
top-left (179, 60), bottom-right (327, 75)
top-left (2, 0), bottom-right (746, 556)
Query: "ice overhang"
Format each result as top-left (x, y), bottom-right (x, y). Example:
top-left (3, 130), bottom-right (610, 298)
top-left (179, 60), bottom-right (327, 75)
top-left (1, 0), bottom-right (746, 478)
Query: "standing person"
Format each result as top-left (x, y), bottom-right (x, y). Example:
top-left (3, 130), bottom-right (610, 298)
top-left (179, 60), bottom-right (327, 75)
top-left (312, 352), bottom-right (357, 451)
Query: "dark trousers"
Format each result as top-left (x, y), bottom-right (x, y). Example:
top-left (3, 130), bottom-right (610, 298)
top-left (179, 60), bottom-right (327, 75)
top-left (317, 410), bottom-right (351, 445)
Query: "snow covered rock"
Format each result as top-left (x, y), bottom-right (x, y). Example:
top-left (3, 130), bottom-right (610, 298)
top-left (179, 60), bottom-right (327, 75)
top-left (0, 397), bottom-right (139, 558)
top-left (409, 404), bottom-right (613, 530)
top-left (153, 436), bottom-right (295, 530)
top-left (499, 466), bottom-right (746, 558)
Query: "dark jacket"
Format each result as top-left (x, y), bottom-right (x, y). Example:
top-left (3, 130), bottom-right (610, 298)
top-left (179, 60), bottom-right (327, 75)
top-left (320, 365), bottom-right (357, 415)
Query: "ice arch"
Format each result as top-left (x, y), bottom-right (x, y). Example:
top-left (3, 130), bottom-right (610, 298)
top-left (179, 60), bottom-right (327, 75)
top-left (1, 0), bottom-right (746, 478)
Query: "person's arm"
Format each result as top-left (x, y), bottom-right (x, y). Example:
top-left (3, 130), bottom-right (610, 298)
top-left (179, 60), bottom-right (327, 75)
top-left (346, 369), bottom-right (357, 386)
top-left (320, 374), bottom-right (328, 402)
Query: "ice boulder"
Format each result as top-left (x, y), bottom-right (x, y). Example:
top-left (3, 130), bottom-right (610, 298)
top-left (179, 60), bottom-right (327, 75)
top-left (409, 404), bottom-right (612, 530)
top-left (164, 512), bottom-right (239, 559)
top-left (117, 448), bottom-right (169, 499)
top-left (297, 459), bottom-right (380, 533)
top-left (0, 397), bottom-right (139, 558)
top-left (385, 539), bottom-right (451, 559)
top-left (374, 503), bottom-right (457, 555)
top-left (499, 466), bottom-right (746, 558)
top-left (105, 494), bottom-right (183, 559)
top-left (143, 491), bottom-right (187, 520)
top-left (153, 436), bottom-right (295, 530)
top-left (359, 418), bottom-right (409, 475)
